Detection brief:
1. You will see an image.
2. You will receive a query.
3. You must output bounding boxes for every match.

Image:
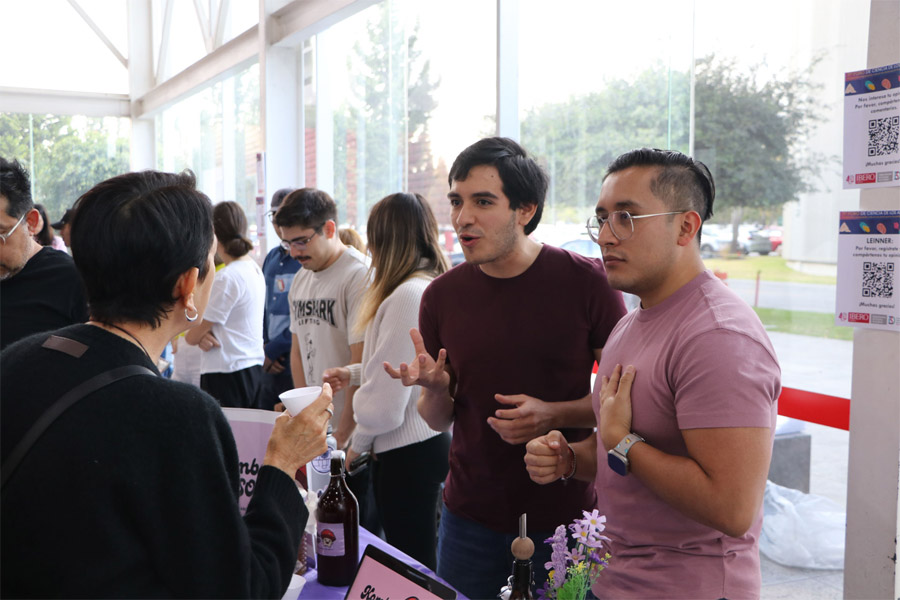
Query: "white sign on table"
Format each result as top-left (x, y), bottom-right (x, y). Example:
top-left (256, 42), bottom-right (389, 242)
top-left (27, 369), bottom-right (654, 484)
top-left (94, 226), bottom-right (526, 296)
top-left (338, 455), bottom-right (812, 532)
top-left (843, 63), bottom-right (900, 190)
top-left (835, 210), bottom-right (900, 332)
top-left (221, 408), bottom-right (279, 514)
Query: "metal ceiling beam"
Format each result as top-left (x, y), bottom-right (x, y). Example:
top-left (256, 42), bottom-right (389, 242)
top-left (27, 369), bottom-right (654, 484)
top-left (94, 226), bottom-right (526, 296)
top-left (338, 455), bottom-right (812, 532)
top-left (0, 87), bottom-right (130, 117)
top-left (66, 0), bottom-right (128, 69)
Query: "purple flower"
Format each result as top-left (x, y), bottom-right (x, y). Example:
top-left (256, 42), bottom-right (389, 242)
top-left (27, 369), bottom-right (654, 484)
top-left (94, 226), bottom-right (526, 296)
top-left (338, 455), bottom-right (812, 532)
top-left (567, 548), bottom-right (586, 563)
top-left (544, 524), bottom-right (569, 588)
top-left (581, 509), bottom-right (607, 534)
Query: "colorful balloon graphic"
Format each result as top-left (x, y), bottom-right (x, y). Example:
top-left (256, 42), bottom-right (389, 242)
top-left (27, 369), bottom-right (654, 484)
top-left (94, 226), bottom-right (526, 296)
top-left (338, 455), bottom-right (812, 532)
top-left (877, 223), bottom-right (887, 234)
top-left (860, 221), bottom-right (871, 233)
top-left (865, 80), bottom-right (876, 91)
top-left (883, 79), bottom-right (892, 89)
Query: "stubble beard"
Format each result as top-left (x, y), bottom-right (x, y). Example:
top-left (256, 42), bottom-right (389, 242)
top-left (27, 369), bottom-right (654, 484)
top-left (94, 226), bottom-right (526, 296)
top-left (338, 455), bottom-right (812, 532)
top-left (463, 212), bottom-right (520, 267)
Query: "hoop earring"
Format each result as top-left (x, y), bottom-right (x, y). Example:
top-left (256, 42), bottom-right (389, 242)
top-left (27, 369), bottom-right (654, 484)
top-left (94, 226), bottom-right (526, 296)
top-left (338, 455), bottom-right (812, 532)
top-left (185, 308), bottom-right (199, 322)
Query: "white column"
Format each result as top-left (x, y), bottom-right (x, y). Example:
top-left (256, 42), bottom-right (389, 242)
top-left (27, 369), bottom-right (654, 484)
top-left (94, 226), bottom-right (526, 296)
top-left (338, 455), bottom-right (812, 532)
top-left (315, 30), bottom-right (335, 196)
top-left (260, 0), bottom-right (300, 252)
top-left (496, 0), bottom-right (519, 141)
top-left (843, 2), bottom-right (900, 598)
top-left (127, 0), bottom-right (156, 170)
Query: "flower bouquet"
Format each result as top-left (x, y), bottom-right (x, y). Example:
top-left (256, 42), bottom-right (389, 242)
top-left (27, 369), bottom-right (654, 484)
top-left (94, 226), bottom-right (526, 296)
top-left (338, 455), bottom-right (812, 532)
top-left (538, 509), bottom-right (611, 600)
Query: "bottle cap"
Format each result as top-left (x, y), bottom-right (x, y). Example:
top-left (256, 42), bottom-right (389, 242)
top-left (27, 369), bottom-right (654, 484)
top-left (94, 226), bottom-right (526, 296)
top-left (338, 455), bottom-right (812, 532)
top-left (330, 450), bottom-right (346, 475)
top-left (511, 513), bottom-right (534, 560)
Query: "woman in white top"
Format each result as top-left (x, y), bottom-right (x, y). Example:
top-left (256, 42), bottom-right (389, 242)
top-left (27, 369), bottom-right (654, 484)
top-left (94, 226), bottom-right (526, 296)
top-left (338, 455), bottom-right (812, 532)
top-left (324, 193), bottom-right (450, 569)
top-left (186, 201), bottom-right (266, 408)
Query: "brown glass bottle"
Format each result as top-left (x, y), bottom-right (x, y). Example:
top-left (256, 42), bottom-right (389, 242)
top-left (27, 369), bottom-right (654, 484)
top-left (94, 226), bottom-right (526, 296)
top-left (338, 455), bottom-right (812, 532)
top-left (314, 451), bottom-right (359, 586)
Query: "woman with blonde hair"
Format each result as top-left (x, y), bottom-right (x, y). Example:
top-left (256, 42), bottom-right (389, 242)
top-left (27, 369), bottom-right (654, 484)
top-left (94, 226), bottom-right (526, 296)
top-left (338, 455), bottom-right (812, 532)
top-left (324, 192), bottom-right (450, 569)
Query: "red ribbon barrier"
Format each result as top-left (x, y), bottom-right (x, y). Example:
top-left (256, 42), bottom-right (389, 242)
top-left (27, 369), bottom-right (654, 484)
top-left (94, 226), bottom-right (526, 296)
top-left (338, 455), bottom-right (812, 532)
top-left (777, 386), bottom-right (850, 431)
top-left (591, 362), bottom-right (849, 430)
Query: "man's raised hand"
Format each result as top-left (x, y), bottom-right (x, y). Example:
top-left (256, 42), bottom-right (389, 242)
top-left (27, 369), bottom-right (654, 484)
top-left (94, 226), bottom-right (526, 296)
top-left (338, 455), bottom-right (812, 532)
top-left (383, 328), bottom-right (450, 392)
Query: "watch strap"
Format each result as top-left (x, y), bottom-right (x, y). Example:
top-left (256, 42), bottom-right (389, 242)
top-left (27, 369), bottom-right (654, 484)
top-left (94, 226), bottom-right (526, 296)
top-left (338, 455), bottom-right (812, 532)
top-left (613, 433), bottom-right (645, 457)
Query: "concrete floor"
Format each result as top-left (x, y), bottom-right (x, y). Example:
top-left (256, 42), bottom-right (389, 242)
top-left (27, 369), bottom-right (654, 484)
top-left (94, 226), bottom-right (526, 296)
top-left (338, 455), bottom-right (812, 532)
top-left (760, 422), bottom-right (849, 599)
top-left (759, 328), bottom-right (852, 598)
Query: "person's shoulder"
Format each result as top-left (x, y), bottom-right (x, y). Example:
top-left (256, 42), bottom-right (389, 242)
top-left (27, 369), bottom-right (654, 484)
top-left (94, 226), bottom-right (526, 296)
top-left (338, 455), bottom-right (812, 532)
top-left (29, 246), bottom-right (77, 272)
top-left (342, 246), bottom-right (370, 270)
top-left (536, 245), bottom-right (612, 290)
top-left (122, 370), bottom-right (226, 420)
top-left (262, 246), bottom-right (282, 269)
top-left (542, 244), bottom-right (605, 271)
top-left (390, 275), bottom-right (431, 302)
top-left (683, 272), bottom-right (775, 345)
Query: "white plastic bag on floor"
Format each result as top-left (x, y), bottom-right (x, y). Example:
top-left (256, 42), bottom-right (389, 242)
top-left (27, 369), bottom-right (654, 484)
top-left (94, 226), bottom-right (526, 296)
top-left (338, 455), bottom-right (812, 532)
top-left (759, 480), bottom-right (845, 570)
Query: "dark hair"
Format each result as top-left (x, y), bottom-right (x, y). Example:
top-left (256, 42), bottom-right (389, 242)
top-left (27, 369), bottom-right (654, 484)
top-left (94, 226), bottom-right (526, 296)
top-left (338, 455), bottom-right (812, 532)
top-left (213, 201), bottom-right (253, 258)
top-left (0, 157), bottom-right (34, 217)
top-left (271, 188), bottom-right (294, 210)
top-left (448, 137), bottom-right (548, 235)
top-left (273, 188), bottom-right (337, 229)
top-left (33, 204), bottom-right (54, 246)
top-left (605, 148), bottom-right (716, 222)
top-left (70, 170), bottom-right (214, 328)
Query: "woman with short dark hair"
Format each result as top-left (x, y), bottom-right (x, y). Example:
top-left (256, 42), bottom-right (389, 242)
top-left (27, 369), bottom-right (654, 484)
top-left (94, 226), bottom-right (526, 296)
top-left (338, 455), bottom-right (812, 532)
top-left (0, 171), bottom-right (333, 598)
top-left (186, 200), bottom-right (266, 408)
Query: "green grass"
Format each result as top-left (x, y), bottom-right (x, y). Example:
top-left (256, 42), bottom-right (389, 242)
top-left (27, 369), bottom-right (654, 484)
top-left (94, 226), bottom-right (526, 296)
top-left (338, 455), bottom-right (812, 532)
top-left (753, 307), bottom-right (853, 340)
top-left (702, 255), bottom-right (836, 284)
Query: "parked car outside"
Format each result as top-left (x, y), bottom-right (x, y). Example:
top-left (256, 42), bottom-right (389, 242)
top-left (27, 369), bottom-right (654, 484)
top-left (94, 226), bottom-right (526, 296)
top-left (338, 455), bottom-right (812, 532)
top-left (748, 227), bottom-right (783, 255)
top-left (560, 238), bottom-right (604, 259)
top-left (700, 224), bottom-right (754, 257)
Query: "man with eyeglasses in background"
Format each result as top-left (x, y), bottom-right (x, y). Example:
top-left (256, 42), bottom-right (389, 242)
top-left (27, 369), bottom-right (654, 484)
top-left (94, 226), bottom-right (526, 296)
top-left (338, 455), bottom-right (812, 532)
top-left (272, 188), bottom-right (369, 452)
top-left (525, 148), bottom-right (781, 600)
top-left (0, 157), bottom-right (88, 351)
top-left (257, 188), bottom-right (301, 410)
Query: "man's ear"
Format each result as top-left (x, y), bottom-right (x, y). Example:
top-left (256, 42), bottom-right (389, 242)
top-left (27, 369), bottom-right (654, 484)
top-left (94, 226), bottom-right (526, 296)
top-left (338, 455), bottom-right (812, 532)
top-left (174, 267), bottom-right (200, 307)
top-left (677, 211), bottom-right (703, 247)
top-left (323, 219), bottom-right (337, 239)
top-left (25, 208), bottom-right (41, 234)
top-left (516, 203), bottom-right (538, 229)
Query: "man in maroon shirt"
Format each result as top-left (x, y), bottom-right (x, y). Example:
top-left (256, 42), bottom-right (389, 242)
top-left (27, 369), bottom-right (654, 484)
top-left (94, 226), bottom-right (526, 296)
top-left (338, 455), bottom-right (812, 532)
top-left (386, 137), bottom-right (626, 599)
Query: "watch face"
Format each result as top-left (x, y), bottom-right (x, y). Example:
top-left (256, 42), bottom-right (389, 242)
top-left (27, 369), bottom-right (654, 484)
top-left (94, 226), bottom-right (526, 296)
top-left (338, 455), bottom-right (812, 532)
top-left (607, 451), bottom-right (628, 476)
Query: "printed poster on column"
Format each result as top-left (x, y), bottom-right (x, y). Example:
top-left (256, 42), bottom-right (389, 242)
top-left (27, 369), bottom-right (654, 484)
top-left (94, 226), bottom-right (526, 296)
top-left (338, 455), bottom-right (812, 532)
top-left (835, 211), bottom-right (900, 331)
top-left (843, 63), bottom-right (900, 189)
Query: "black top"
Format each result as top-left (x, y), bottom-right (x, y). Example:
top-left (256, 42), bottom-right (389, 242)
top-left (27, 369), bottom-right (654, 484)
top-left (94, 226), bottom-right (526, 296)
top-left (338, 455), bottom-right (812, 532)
top-left (1, 324), bottom-right (306, 598)
top-left (0, 247), bottom-right (89, 351)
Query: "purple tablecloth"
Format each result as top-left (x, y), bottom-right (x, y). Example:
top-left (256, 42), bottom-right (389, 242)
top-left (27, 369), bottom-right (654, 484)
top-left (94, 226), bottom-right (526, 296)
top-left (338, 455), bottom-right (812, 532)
top-left (298, 527), bottom-right (463, 600)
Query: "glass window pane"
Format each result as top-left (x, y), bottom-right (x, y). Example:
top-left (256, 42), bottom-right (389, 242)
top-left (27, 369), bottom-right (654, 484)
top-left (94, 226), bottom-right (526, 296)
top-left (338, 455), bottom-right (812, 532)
top-left (0, 113), bottom-right (131, 222)
top-left (159, 0), bottom-right (209, 81)
top-left (304, 0), bottom-right (495, 237)
top-left (0, 0), bottom-right (128, 93)
top-left (156, 63), bottom-right (262, 257)
top-left (519, 0), bottom-right (693, 248)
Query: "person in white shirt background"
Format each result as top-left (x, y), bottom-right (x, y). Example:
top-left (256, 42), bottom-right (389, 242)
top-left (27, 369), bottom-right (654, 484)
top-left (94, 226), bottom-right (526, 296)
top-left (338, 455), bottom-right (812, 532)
top-left (186, 200), bottom-right (266, 408)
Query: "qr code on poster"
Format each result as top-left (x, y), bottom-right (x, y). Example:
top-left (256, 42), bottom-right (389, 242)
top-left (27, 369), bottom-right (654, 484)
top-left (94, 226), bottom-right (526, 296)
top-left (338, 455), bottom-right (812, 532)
top-left (868, 116), bottom-right (899, 156)
top-left (862, 262), bottom-right (894, 298)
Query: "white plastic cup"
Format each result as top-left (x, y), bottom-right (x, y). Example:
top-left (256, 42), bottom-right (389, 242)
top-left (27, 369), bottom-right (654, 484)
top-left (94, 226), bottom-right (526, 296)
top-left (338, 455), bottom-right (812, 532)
top-left (279, 386), bottom-right (323, 417)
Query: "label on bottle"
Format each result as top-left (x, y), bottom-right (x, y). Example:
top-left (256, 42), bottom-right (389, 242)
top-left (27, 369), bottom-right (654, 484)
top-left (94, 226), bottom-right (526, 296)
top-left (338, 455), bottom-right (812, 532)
top-left (312, 436), bottom-right (336, 474)
top-left (316, 522), bottom-right (345, 557)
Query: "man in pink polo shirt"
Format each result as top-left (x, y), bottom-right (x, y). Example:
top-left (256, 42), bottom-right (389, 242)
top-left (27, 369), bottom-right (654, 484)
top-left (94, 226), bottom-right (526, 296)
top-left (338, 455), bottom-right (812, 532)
top-left (525, 148), bottom-right (781, 599)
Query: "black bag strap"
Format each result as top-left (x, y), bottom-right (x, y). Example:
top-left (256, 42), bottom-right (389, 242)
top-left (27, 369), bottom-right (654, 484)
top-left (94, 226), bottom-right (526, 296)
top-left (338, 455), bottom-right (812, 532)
top-left (1, 364), bottom-right (156, 490)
